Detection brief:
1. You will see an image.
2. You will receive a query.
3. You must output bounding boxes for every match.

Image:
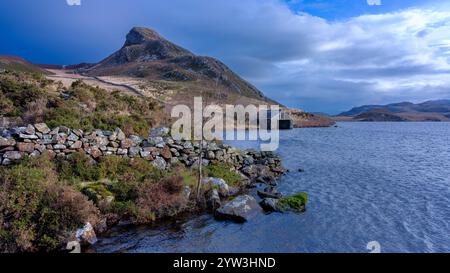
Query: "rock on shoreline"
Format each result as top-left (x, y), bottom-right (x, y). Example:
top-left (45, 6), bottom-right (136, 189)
top-left (215, 195), bottom-right (263, 222)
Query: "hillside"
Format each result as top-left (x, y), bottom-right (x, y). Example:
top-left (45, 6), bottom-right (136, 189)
top-left (82, 27), bottom-right (274, 106)
top-left (0, 55), bottom-right (51, 75)
top-left (0, 70), bottom-right (168, 133)
top-left (337, 100), bottom-right (450, 122)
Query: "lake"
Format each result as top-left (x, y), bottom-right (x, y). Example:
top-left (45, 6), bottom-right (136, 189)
top-left (92, 122), bottom-right (450, 253)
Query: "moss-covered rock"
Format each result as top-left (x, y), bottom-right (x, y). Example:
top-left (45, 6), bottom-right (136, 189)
top-left (205, 163), bottom-right (243, 187)
top-left (277, 192), bottom-right (308, 212)
top-left (80, 182), bottom-right (114, 204)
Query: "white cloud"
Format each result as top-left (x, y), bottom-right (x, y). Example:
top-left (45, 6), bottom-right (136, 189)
top-left (115, 0), bottom-right (450, 112)
top-left (215, 6), bottom-right (450, 112)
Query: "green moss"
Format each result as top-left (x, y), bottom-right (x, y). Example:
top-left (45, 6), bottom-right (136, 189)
top-left (205, 163), bottom-right (243, 187)
top-left (80, 182), bottom-right (114, 203)
top-left (278, 192), bottom-right (308, 212)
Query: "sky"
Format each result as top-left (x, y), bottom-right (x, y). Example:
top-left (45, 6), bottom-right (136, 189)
top-left (1, 0), bottom-right (450, 114)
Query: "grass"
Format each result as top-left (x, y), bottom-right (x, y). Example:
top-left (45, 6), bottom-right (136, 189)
top-left (204, 163), bottom-right (243, 187)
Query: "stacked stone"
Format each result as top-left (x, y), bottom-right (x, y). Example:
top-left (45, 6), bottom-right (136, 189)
top-left (0, 124), bottom-right (284, 176)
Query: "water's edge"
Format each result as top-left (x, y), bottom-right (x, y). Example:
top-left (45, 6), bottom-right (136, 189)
top-left (93, 123), bottom-right (450, 253)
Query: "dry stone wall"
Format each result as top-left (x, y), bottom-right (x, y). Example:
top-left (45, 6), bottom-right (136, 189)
top-left (0, 123), bottom-right (284, 179)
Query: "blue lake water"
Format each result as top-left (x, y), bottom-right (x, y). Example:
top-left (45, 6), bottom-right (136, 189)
top-left (93, 122), bottom-right (450, 253)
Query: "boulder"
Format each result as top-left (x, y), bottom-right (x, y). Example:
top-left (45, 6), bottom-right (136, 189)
top-left (3, 151), bottom-right (22, 160)
top-left (182, 141), bottom-right (193, 149)
top-left (25, 124), bottom-right (35, 135)
top-left (128, 146), bottom-right (141, 157)
top-left (19, 133), bottom-right (38, 140)
top-left (208, 189), bottom-right (221, 210)
top-left (120, 138), bottom-right (134, 149)
top-left (160, 145), bottom-right (172, 160)
top-left (152, 156), bottom-right (167, 170)
top-left (183, 186), bottom-right (191, 200)
top-left (94, 136), bottom-right (109, 147)
top-left (276, 192), bottom-right (308, 212)
top-left (0, 137), bottom-right (15, 147)
top-left (259, 198), bottom-right (282, 212)
top-left (202, 177), bottom-right (230, 197)
top-left (49, 127), bottom-right (59, 135)
top-left (1, 128), bottom-right (12, 138)
top-left (68, 133), bottom-right (79, 141)
top-left (34, 144), bottom-right (46, 153)
top-left (129, 135), bottom-right (143, 145)
top-left (30, 150), bottom-right (41, 157)
top-left (257, 186), bottom-right (282, 199)
top-left (73, 129), bottom-right (84, 137)
top-left (117, 148), bottom-right (128, 155)
top-left (215, 195), bottom-right (262, 223)
top-left (149, 127), bottom-right (170, 137)
top-left (70, 141), bottom-right (83, 149)
top-left (2, 158), bottom-right (12, 166)
top-left (16, 142), bottom-right (35, 153)
top-left (86, 147), bottom-right (102, 159)
top-left (75, 223), bottom-right (98, 245)
top-left (59, 126), bottom-right (71, 134)
top-left (34, 123), bottom-right (50, 134)
top-left (115, 128), bottom-right (126, 141)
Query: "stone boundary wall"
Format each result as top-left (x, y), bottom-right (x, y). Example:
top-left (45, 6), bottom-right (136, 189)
top-left (0, 123), bottom-right (284, 179)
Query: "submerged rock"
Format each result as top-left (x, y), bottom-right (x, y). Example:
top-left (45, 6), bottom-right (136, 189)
top-left (259, 198), bottom-right (282, 212)
top-left (215, 195), bottom-right (262, 223)
top-left (257, 186), bottom-right (282, 199)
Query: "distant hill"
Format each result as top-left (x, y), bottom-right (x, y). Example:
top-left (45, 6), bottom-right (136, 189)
top-left (337, 100), bottom-right (450, 121)
top-left (83, 27), bottom-right (274, 105)
top-left (0, 55), bottom-right (51, 75)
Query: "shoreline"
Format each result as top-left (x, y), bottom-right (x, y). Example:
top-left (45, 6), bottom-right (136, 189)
top-left (1, 123), bottom-right (299, 252)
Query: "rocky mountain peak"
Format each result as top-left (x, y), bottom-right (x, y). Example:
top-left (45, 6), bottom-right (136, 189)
top-left (125, 27), bottom-right (165, 46)
top-left (86, 26), bottom-right (273, 103)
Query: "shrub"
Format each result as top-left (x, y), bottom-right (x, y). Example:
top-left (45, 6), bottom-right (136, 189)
top-left (56, 152), bottom-right (101, 182)
top-left (23, 97), bottom-right (48, 123)
top-left (0, 92), bottom-right (17, 116)
top-left (35, 184), bottom-right (100, 251)
top-left (0, 155), bottom-right (99, 252)
top-left (134, 176), bottom-right (186, 223)
top-left (1, 71), bottom-right (167, 135)
top-left (0, 71), bottom-right (48, 117)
